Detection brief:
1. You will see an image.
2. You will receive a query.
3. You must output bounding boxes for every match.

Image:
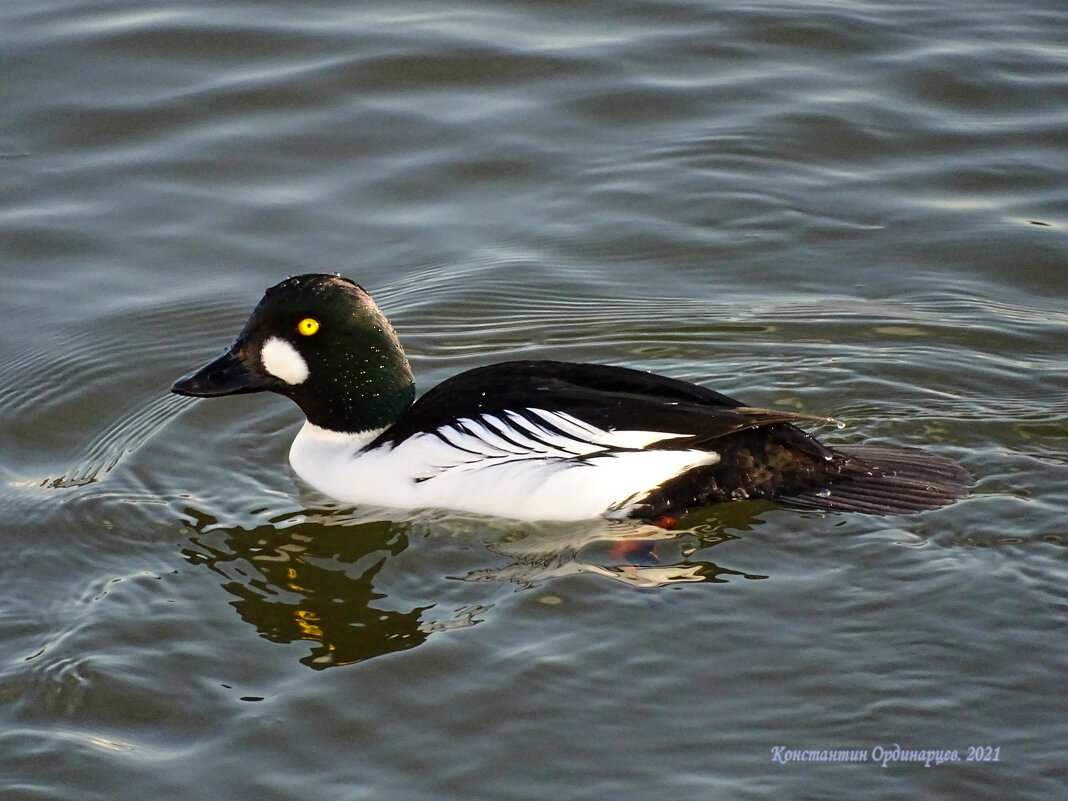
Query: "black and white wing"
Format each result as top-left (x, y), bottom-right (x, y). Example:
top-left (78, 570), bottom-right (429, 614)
top-left (367, 360), bottom-right (968, 519)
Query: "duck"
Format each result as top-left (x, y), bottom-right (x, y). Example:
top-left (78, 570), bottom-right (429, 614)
top-left (171, 273), bottom-right (969, 522)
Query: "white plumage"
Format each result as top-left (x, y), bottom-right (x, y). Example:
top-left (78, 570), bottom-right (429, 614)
top-left (288, 408), bottom-right (719, 521)
top-left (260, 336), bottom-right (309, 385)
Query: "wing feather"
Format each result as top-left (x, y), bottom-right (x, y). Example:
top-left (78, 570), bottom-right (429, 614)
top-left (370, 360), bottom-right (829, 451)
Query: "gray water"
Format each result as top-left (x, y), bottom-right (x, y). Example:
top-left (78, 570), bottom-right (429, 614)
top-left (1, 1), bottom-right (1066, 799)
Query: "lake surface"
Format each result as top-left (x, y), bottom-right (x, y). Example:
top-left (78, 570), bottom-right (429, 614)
top-left (2, 1), bottom-right (1066, 799)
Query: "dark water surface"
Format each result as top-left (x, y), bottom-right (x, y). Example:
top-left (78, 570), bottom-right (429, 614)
top-left (2, 1), bottom-right (1066, 799)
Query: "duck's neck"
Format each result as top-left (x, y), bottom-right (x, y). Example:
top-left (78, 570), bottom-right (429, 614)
top-left (322, 378), bottom-right (415, 435)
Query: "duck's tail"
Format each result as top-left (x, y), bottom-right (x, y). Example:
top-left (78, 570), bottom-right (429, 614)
top-left (780, 444), bottom-right (971, 515)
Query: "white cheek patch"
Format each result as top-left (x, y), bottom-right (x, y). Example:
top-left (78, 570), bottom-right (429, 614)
top-left (261, 336), bottom-right (309, 385)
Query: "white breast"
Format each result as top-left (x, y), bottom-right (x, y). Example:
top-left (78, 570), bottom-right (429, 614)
top-left (287, 409), bottom-right (719, 521)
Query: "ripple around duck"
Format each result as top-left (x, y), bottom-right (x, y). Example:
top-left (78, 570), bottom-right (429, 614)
top-left (0, 296), bottom-right (241, 501)
top-left (0, 295), bottom-right (239, 414)
top-left (38, 393), bottom-right (190, 490)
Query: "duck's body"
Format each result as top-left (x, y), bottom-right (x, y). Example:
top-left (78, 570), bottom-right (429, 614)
top-left (287, 361), bottom-right (741, 521)
top-left (173, 274), bottom-right (968, 521)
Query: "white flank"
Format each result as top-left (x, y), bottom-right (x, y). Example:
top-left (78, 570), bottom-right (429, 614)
top-left (288, 409), bottom-right (720, 521)
top-left (261, 336), bottom-right (309, 385)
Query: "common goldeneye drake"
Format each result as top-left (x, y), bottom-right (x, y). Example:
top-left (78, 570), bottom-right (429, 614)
top-left (172, 274), bottom-right (968, 521)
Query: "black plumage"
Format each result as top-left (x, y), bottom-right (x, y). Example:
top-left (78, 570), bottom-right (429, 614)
top-left (369, 360), bottom-right (970, 519)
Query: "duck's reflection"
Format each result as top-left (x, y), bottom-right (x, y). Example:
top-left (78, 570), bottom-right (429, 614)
top-left (182, 510), bottom-right (431, 668)
top-left (467, 514), bottom-right (768, 588)
top-left (180, 504), bottom-right (769, 669)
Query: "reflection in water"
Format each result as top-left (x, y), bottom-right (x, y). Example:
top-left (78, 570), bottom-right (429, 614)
top-left (182, 509), bottom-right (437, 669)
top-left (468, 515), bottom-right (769, 589)
top-left (180, 505), bottom-right (769, 670)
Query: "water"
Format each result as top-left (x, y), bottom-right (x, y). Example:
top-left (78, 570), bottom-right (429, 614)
top-left (2, 1), bottom-right (1066, 798)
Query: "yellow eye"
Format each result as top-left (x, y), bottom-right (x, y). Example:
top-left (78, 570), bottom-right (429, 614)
top-left (297, 317), bottom-right (320, 336)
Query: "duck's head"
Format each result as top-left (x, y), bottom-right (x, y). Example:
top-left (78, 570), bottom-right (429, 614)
top-left (172, 274), bottom-right (415, 434)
